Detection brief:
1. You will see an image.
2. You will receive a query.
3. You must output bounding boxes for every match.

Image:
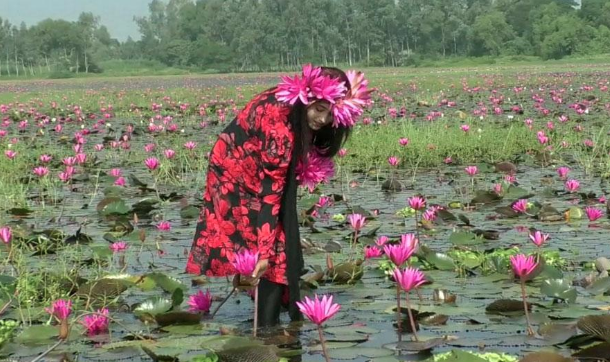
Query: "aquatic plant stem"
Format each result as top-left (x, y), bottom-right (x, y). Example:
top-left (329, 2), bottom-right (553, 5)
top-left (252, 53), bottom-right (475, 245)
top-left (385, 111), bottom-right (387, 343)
top-left (318, 325), bottom-right (331, 362)
top-left (30, 338), bottom-right (65, 362)
top-left (414, 210), bottom-right (420, 242)
top-left (396, 283), bottom-right (402, 336)
top-left (520, 278), bottom-right (534, 336)
top-left (405, 292), bottom-right (419, 342)
top-left (253, 285), bottom-right (259, 337)
top-left (211, 287), bottom-right (236, 318)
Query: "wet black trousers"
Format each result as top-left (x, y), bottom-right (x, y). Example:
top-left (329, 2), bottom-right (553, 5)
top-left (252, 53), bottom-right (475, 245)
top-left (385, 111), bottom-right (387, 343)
top-left (256, 278), bottom-right (285, 327)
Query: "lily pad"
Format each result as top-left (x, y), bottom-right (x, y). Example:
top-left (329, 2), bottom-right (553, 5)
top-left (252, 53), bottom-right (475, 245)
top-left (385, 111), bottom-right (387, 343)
top-left (519, 351), bottom-right (573, 362)
top-left (540, 279), bottom-right (577, 303)
top-left (147, 272), bottom-right (188, 294)
top-left (180, 205), bottom-right (200, 219)
top-left (586, 276), bottom-right (610, 295)
top-left (395, 337), bottom-right (445, 352)
top-left (154, 311), bottom-right (202, 326)
top-left (100, 199), bottom-right (130, 216)
top-left (577, 315), bottom-right (610, 342)
top-left (449, 232), bottom-right (482, 246)
top-left (134, 297), bottom-right (173, 318)
top-left (327, 347), bottom-right (394, 359)
top-left (423, 251), bottom-right (456, 271)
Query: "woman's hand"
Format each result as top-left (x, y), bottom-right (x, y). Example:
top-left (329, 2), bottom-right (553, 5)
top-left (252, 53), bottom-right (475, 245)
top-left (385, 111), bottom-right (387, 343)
top-left (251, 258), bottom-right (269, 285)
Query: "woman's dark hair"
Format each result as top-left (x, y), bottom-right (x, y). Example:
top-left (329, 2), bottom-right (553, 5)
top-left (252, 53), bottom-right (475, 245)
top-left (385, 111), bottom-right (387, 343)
top-left (290, 66), bottom-right (352, 163)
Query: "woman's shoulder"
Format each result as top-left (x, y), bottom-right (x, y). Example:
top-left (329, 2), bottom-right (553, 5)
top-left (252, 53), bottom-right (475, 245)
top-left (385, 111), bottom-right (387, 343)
top-left (237, 88), bottom-right (292, 133)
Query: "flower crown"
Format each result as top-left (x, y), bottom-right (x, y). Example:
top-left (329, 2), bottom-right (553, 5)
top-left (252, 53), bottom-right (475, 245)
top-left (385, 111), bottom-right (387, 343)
top-left (275, 64), bottom-right (373, 128)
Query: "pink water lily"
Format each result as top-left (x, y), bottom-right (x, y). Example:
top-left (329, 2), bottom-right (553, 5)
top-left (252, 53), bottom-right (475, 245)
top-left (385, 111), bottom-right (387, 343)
top-left (565, 179), bottom-right (580, 193)
top-left (383, 240), bottom-right (416, 267)
top-left (188, 289), bottom-right (213, 313)
top-left (408, 196), bottom-right (426, 210)
top-left (585, 207), bottom-right (603, 222)
top-left (296, 294), bottom-right (341, 326)
top-left (375, 235), bottom-right (389, 246)
top-left (33, 166), bottom-right (49, 177)
top-left (156, 221), bottom-right (171, 231)
top-left (145, 157), bottom-right (160, 171)
top-left (388, 156), bottom-right (399, 167)
top-left (0, 226), bottom-right (11, 244)
top-left (392, 267), bottom-right (426, 341)
top-left (348, 213), bottom-right (366, 231)
top-left (46, 299), bottom-right (72, 322)
top-left (364, 245), bottom-right (383, 259)
top-left (512, 199), bottom-right (529, 213)
top-left (510, 254), bottom-right (538, 279)
top-left (81, 308), bottom-right (109, 336)
top-left (110, 241), bottom-right (128, 253)
top-left (399, 138), bottom-right (409, 146)
top-left (465, 166), bottom-right (478, 176)
top-left (529, 230), bottom-right (549, 247)
top-left (232, 249), bottom-right (259, 276)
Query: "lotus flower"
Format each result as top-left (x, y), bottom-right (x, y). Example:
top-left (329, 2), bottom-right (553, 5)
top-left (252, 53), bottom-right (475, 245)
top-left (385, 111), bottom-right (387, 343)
top-left (4, 150), bottom-right (16, 159)
top-left (408, 196), bottom-right (426, 210)
top-left (585, 207), bottom-right (603, 222)
top-left (0, 226), bottom-right (11, 244)
top-left (310, 75), bottom-right (347, 104)
top-left (400, 233), bottom-right (419, 251)
top-left (393, 267), bottom-right (426, 341)
top-left (529, 231), bottom-right (549, 248)
top-left (565, 179), bottom-right (580, 193)
top-left (110, 241), bottom-right (128, 253)
top-left (144, 157), bottom-right (159, 171)
top-left (81, 308), bottom-right (109, 336)
top-left (348, 213), bottom-right (366, 231)
top-left (40, 154), bottom-right (52, 163)
top-left (388, 156), bottom-right (399, 167)
top-left (297, 293), bottom-right (341, 326)
top-left (188, 289), bottom-right (212, 313)
top-left (276, 74), bottom-right (309, 105)
top-left (33, 166), bottom-right (49, 177)
top-left (399, 138), bottom-right (409, 146)
top-left (512, 199), bottom-right (529, 214)
top-left (465, 166), bottom-right (478, 176)
top-left (232, 249), bottom-right (259, 276)
top-left (510, 254), bottom-right (538, 279)
top-left (297, 293), bottom-right (341, 362)
top-left (384, 241), bottom-right (415, 267)
top-left (164, 149), bottom-right (176, 159)
top-left (510, 254), bottom-right (538, 336)
top-left (109, 168), bottom-right (122, 177)
top-left (296, 151), bottom-right (335, 192)
top-left (46, 299), bottom-right (72, 322)
top-left (375, 235), bottom-right (389, 246)
top-left (364, 245), bottom-right (383, 259)
top-left (156, 221), bottom-right (171, 231)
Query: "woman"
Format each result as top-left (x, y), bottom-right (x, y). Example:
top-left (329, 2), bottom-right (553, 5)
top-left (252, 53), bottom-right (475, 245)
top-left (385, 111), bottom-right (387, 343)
top-left (186, 64), bottom-right (372, 327)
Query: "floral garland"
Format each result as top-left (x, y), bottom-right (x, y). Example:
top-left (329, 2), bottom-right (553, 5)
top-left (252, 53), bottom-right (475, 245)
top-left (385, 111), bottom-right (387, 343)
top-left (275, 64), bottom-right (373, 128)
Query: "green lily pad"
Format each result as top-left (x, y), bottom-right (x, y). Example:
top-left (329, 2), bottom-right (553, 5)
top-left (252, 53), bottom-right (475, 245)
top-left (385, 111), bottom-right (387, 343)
top-left (155, 311), bottom-right (202, 327)
top-left (147, 272), bottom-right (188, 294)
top-left (327, 347), bottom-right (395, 359)
top-left (566, 207), bottom-right (583, 220)
top-left (134, 297), bottom-right (173, 317)
top-left (449, 232), bottom-right (482, 246)
top-left (423, 251), bottom-right (456, 271)
top-left (586, 277), bottom-right (610, 295)
top-left (540, 279), bottom-right (577, 303)
top-left (180, 205), bottom-right (200, 219)
top-left (424, 349), bottom-right (488, 362)
top-left (100, 199), bottom-right (130, 216)
top-left (15, 325), bottom-right (80, 345)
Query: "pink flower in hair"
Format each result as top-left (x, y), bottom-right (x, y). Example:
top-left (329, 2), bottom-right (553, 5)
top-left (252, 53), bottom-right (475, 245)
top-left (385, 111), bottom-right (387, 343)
top-left (310, 76), bottom-right (346, 103)
top-left (276, 74), bottom-right (309, 105)
top-left (302, 63), bottom-right (322, 83)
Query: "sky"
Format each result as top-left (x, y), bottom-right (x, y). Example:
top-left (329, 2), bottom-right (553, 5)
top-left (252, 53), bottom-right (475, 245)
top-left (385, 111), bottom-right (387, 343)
top-left (0, 0), bottom-right (152, 41)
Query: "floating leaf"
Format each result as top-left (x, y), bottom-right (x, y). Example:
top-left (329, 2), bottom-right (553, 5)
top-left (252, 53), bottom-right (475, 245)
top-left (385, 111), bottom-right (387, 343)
top-left (180, 205), bottom-right (200, 219)
top-left (486, 299), bottom-right (529, 315)
top-left (586, 277), bottom-right (610, 295)
top-left (147, 272), bottom-right (188, 294)
top-left (217, 345), bottom-right (278, 362)
top-left (424, 350), bottom-right (488, 362)
top-left (395, 337), bottom-right (444, 352)
top-left (100, 199), bottom-right (130, 216)
top-left (131, 197), bottom-right (160, 215)
top-left (422, 250), bottom-right (456, 271)
top-left (327, 347), bottom-right (394, 360)
top-left (449, 232), bottom-right (481, 246)
top-left (577, 315), bottom-right (610, 342)
top-left (134, 297), bottom-right (173, 318)
top-left (571, 341), bottom-right (610, 360)
top-left (540, 279), bottom-right (577, 303)
top-left (519, 351), bottom-right (573, 362)
top-left (471, 190), bottom-right (502, 205)
top-left (154, 311), bottom-right (201, 327)
top-left (75, 277), bottom-right (133, 300)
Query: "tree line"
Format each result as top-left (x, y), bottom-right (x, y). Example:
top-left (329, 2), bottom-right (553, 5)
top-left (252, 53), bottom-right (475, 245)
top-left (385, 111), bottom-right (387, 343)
top-left (1, 0), bottom-right (610, 76)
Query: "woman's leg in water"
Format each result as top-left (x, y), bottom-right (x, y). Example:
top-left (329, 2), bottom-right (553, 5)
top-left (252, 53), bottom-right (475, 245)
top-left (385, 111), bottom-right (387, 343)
top-left (257, 278), bottom-right (284, 327)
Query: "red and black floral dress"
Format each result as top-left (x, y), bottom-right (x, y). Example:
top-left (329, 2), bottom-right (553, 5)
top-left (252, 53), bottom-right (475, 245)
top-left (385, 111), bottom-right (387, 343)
top-left (186, 88), bottom-right (295, 286)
